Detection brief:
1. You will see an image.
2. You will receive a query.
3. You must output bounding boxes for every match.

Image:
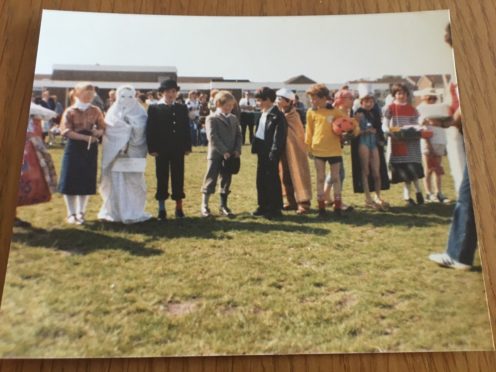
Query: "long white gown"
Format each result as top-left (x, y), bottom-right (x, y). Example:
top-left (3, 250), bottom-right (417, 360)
top-left (98, 86), bottom-right (151, 223)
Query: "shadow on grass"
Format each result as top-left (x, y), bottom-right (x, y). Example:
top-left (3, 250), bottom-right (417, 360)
top-left (281, 202), bottom-right (454, 228)
top-left (84, 216), bottom-right (330, 239)
top-left (11, 226), bottom-right (163, 257)
top-left (11, 203), bottom-right (454, 256)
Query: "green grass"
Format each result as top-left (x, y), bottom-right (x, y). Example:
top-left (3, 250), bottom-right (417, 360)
top-left (0, 144), bottom-right (492, 357)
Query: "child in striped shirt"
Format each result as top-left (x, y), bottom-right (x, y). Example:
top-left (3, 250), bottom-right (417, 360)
top-left (382, 83), bottom-right (425, 206)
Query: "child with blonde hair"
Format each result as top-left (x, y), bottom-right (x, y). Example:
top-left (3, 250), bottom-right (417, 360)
top-left (58, 82), bottom-right (106, 224)
top-left (201, 90), bottom-right (242, 217)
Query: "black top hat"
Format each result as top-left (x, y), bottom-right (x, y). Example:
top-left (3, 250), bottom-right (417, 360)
top-left (158, 79), bottom-right (180, 92)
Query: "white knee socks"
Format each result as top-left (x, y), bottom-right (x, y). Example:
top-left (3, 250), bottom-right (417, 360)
top-left (63, 195), bottom-right (77, 216)
top-left (63, 195), bottom-right (89, 217)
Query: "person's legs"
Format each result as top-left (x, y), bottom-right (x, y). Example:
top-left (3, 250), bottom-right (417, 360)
top-left (330, 161), bottom-right (342, 212)
top-left (201, 159), bottom-right (220, 216)
top-left (370, 147), bottom-right (383, 201)
top-left (446, 166), bottom-right (478, 265)
top-left (423, 154), bottom-right (433, 198)
top-left (248, 123), bottom-right (255, 144)
top-left (412, 177), bottom-right (424, 205)
top-left (76, 195), bottom-right (89, 222)
top-left (280, 154), bottom-right (296, 209)
top-left (323, 173), bottom-right (333, 204)
top-left (314, 158), bottom-right (327, 214)
top-left (155, 155), bottom-right (170, 219)
top-left (359, 144), bottom-right (372, 204)
top-left (219, 169), bottom-right (234, 217)
top-left (63, 194), bottom-right (77, 223)
top-left (255, 153), bottom-right (267, 213)
top-left (266, 154), bottom-right (283, 216)
top-left (170, 153), bottom-right (186, 217)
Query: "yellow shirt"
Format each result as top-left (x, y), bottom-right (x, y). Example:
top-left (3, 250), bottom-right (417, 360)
top-left (305, 108), bottom-right (359, 157)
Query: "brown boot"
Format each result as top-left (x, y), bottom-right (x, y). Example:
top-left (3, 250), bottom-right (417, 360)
top-left (175, 199), bottom-right (185, 218)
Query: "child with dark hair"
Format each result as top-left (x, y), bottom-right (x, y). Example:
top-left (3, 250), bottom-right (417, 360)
top-left (382, 83), bottom-right (424, 206)
top-left (251, 87), bottom-right (287, 219)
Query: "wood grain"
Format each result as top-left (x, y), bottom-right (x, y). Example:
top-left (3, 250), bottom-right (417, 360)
top-left (1, 0), bottom-right (496, 370)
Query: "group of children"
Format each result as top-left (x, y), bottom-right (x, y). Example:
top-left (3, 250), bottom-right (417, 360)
top-left (17, 79), bottom-right (454, 226)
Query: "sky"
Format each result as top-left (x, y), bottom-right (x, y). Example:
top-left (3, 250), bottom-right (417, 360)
top-left (35, 10), bottom-right (455, 84)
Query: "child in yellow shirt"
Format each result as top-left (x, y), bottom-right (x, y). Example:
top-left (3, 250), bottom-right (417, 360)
top-left (305, 84), bottom-right (359, 216)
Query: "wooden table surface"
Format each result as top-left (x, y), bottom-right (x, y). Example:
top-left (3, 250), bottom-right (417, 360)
top-left (1, 0), bottom-right (496, 370)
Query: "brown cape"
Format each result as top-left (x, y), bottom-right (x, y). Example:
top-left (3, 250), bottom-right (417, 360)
top-left (279, 108), bottom-right (312, 205)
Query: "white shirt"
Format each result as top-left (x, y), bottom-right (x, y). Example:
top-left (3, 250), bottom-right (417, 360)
top-left (239, 97), bottom-right (257, 109)
top-left (255, 105), bottom-right (275, 140)
top-left (215, 108), bottom-right (231, 118)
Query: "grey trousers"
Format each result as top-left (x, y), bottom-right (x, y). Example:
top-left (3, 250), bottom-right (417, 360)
top-left (201, 158), bottom-right (232, 195)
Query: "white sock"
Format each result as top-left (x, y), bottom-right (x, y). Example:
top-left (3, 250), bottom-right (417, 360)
top-left (403, 182), bottom-right (411, 200)
top-left (413, 180), bottom-right (421, 193)
top-left (63, 195), bottom-right (77, 216)
top-left (76, 195), bottom-right (89, 216)
top-left (202, 193), bottom-right (210, 208)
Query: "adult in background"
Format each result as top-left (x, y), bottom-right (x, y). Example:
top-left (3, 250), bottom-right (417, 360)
top-left (105, 90), bottom-right (116, 112)
top-left (443, 23), bottom-right (466, 195)
top-left (251, 87), bottom-right (287, 219)
top-left (294, 94), bottom-right (307, 125)
top-left (429, 22), bottom-right (477, 270)
top-left (275, 88), bottom-right (312, 214)
top-left (186, 90), bottom-right (201, 146)
top-left (92, 86), bottom-right (105, 112)
top-left (98, 85), bottom-right (151, 224)
top-left (146, 79), bottom-right (191, 220)
top-left (239, 91), bottom-right (258, 145)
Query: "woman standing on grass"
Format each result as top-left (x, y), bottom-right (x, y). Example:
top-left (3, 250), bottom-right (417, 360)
top-left (382, 83), bottom-right (424, 206)
top-left (275, 88), bottom-right (312, 214)
top-left (98, 85), bottom-right (151, 224)
top-left (58, 82), bottom-right (106, 224)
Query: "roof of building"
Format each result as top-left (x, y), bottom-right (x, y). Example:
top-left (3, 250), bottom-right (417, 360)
top-left (52, 64), bottom-right (178, 73)
top-left (284, 75), bottom-right (317, 84)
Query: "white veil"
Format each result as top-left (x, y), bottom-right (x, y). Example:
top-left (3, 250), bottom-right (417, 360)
top-left (102, 85), bottom-right (148, 171)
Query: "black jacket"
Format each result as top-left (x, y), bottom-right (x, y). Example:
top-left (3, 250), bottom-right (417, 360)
top-left (251, 105), bottom-right (287, 158)
top-left (146, 103), bottom-right (192, 155)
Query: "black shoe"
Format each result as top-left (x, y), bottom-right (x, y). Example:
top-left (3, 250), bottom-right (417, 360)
top-left (201, 206), bottom-right (211, 218)
top-left (219, 206), bottom-right (235, 218)
top-left (157, 210), bottom-right (167, 221)
top-left (14, 218), bottom-right (32, 228)
top-left (334, 208), bottom-right (342, 217)
top-left (175, 209), bottom-right (185, 218)
top-left (416, 192), bottom-right (424, 205)
top-left (252, 208), bottom-right (265, 216)
top-left (405, 198), bottom-right (416, 207)
top-left (265, 210), bottom-right (282, 220)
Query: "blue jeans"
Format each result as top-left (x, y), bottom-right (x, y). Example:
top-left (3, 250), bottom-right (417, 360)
top-left (446, 166), bottom-right (478, 265)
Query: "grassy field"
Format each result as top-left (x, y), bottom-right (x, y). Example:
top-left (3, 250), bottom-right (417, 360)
top-left (0, 143), bottom-right (492, 357)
